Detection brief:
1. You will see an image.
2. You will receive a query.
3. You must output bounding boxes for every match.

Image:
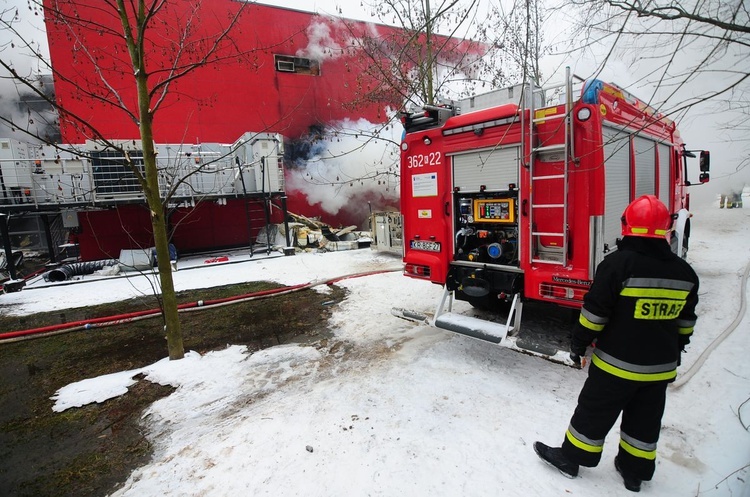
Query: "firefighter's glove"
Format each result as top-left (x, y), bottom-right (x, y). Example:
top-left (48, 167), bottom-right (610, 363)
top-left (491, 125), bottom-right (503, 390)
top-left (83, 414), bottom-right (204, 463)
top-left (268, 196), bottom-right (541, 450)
top-left (679, 334), bottom-right (691, 352)
top-left (570, 331), bottom-right (591, 369)
top-left (569, 352), bottom-right (582, 368)
top-left (569, 344), bottom-right (587, 369)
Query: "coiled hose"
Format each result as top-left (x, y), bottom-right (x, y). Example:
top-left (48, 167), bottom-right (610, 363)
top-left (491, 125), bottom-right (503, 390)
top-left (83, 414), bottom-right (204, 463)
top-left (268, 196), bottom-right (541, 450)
top-left (46, 260), bottom-right (119, 282)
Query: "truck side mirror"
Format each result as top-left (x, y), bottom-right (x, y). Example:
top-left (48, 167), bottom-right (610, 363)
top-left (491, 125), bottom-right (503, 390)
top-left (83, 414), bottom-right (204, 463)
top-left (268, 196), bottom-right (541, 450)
top-left (699, 172), bottom-right (710, 184)
top-left (700, 150), bottom-right (710, 172)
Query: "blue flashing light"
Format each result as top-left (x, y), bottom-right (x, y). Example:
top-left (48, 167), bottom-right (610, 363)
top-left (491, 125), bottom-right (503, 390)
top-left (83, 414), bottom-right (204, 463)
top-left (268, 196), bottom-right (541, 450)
top-left (582, 79), bottom-right (603, 105)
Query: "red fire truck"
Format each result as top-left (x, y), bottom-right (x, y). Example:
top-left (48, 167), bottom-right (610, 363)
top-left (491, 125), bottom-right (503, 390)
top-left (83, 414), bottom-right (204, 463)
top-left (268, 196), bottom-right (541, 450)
top-left (397, 69), bottom-right (710, 365)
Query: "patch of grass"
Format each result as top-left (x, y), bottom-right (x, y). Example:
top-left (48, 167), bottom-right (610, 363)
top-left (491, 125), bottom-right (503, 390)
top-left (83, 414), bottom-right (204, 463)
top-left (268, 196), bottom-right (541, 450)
top-left (0, 280), bottom-right (347, 497)
top-left (0, 281), bottom-right (283, 334)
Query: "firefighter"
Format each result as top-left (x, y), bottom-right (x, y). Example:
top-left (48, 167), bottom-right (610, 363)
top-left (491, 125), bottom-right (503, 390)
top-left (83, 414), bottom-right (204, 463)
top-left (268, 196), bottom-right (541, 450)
top-left (533, 195), bottom-right (699, 492)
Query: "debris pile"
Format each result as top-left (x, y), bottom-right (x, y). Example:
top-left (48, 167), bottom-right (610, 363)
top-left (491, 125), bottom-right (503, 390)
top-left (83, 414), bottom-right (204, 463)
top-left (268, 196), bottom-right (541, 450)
top-left (257, 212), bottom-right (373, 253)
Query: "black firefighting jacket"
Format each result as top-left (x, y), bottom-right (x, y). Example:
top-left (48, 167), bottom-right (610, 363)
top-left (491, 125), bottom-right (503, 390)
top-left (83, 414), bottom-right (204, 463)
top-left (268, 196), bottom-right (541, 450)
top-left (573, 236), bottom-right (699, 382)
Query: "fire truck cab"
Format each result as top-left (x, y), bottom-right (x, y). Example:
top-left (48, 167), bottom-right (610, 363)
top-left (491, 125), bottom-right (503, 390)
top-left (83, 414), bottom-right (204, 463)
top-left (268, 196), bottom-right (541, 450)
top-left (398, 69), bottom-right (709, 365)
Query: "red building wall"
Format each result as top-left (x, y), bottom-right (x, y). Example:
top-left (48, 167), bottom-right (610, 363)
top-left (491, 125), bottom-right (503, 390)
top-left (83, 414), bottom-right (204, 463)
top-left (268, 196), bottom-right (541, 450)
top-left (76, 206), bottom-right (154, 261)
top-left (43, 1), bottom-right (394, 144)
top-left (76, 199), bottom-right (279, 261)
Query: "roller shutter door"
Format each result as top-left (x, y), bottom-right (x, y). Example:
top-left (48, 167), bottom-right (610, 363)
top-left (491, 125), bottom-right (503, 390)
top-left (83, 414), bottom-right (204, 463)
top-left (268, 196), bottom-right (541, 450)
top-left (452, 147), bottom-right (519, 192)
top-left (657, 143), bottom-right (671, 207)
top-left (634, 136), bottom-right (656, 198)
top-left (602, 127), bottom-right (631, 251)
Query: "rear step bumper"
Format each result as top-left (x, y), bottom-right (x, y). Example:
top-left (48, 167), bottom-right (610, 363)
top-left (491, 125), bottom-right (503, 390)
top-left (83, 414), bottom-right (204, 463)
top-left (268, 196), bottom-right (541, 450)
top-left (393, 287), bottom-right (580, 368)
top-left (433, 311), bottom-right (578, 367)
top-left (434, 312), bottom-right (506, 343)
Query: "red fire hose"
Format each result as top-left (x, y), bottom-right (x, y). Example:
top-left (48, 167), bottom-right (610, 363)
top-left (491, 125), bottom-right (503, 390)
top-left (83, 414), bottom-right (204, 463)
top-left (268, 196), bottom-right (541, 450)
top-left (0, 268), bottom-right (401, 343)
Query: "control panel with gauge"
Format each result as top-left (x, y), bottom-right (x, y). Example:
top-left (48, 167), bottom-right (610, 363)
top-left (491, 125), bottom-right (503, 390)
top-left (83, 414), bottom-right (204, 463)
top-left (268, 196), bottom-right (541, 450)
top-left (454, 193), bottom-right (519, 265)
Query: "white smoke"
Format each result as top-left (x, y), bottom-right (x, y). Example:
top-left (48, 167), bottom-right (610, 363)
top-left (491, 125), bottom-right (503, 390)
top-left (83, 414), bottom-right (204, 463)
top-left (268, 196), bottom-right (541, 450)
top-left (295, 16), bottom-right (384, 63)
top-left (296, 20), bottom-right (343, 61)
top-left (0, 75), bottom-right (59, 142)
top-left (0, 77), bottom-right (28, 138)
top-left (286, 115), bottom-right (402, 226)
top-left (1, 2), bottom-right (56, 141)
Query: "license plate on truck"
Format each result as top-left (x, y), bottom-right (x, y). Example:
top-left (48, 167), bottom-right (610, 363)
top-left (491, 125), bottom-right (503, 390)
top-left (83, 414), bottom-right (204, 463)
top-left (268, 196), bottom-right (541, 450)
top-left (410, 240), bottom-right (441, 252)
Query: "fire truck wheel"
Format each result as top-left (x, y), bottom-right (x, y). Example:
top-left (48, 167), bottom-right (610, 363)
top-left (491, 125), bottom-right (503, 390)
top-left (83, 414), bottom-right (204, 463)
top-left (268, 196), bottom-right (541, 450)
top-left (681, 233), bottom-right (689, 258)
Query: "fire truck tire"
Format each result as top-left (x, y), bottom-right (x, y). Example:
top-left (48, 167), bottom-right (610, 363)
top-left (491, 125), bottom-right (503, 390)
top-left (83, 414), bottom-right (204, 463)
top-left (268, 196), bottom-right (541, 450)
top-left (671, 219), bottom-right (691, 259)
top-left (682, 232), bottom-right (690, 258)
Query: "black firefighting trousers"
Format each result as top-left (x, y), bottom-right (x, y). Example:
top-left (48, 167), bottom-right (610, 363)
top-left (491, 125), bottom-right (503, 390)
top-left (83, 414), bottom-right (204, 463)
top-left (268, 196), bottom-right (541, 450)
top-left (561, 363), bottom-right (668, 481)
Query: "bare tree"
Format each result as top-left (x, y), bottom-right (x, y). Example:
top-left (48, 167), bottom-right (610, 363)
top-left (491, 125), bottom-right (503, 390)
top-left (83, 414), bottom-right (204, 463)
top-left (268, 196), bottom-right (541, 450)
top-left (0, 0), bottom-right (266, 360)
top-left (565, 0), bottom-right (750, 171)
top-left (342, 0), bottom-right (521, 109)
top-left (491, 0), bottom-right (548, 85)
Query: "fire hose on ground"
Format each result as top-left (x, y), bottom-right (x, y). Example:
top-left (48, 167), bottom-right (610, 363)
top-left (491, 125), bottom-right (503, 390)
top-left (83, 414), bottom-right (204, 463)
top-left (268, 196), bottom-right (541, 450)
top-left (671, 260), bottom-right (750, 389)
top-left (0, 268), bottom-right (402, 344)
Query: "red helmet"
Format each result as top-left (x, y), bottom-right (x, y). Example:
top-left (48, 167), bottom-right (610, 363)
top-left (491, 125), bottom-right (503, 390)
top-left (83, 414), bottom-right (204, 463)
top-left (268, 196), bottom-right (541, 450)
top-left (621, 195), bottom-right (671, 238)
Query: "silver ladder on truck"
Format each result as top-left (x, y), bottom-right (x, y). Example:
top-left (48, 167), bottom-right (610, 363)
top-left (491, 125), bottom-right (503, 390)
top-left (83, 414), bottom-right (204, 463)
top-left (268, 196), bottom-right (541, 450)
top-left (523, 67), bottom-right (577, 266)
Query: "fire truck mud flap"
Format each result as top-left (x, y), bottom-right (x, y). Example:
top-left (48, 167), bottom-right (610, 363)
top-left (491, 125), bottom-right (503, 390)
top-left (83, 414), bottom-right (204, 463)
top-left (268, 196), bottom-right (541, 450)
top-left (391, 307), bottom-right (430, 323)
top-left (502, 336), bottom-right (579, 367)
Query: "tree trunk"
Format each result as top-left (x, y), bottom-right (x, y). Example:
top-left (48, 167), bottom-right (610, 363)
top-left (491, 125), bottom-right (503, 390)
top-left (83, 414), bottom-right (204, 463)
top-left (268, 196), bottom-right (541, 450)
top-left (149, 198), bottom-right (184, 360)
top-left (135, 52), bottom-right (184, 360)
top-left (140, 144), bottom-right (184, 360)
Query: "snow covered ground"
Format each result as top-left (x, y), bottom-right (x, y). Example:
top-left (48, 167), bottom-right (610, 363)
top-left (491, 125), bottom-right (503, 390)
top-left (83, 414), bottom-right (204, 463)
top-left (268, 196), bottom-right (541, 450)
top-left (3, 203), bottom-right (750, 496)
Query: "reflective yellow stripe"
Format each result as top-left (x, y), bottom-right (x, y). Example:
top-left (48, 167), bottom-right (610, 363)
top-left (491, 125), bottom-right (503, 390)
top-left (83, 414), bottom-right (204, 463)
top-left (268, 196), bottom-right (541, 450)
top-left (620, 439), bottom-right (657, 460)
top-left (566, 430), bottom-right (603, 453)
top-left (629, 227), bottom-right (667, 236)
top-left (678, 327), bottom-right (693, 335)
top-left (591, 354), bottom-right (677, 382)
top-left (579, 314), bottom-right (605, 331)
top-left (620, 288), bottom-right (690, 299)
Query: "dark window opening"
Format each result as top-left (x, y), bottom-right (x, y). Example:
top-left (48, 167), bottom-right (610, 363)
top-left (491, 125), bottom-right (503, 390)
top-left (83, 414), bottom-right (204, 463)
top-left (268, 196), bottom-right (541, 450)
top-left (274, 55), bottom-right (320, 76)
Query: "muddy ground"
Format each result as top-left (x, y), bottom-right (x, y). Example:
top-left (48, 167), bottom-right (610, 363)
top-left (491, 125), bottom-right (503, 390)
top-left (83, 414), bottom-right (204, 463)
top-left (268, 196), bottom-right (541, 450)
top-left (0, 279), bottom-right (346, 497)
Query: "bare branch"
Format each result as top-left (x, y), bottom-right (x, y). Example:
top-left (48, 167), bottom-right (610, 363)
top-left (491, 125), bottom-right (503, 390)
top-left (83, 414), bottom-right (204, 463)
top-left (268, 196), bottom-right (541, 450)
top-left (603, 0), bottom-right (750, 34)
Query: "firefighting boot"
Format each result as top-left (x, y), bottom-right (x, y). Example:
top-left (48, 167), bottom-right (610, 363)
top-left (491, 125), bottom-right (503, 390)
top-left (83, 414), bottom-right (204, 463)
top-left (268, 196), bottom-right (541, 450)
top-left (615, 456), bottom-right (642, 492)
top-left (533, 441), bottom-right (579, 478)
